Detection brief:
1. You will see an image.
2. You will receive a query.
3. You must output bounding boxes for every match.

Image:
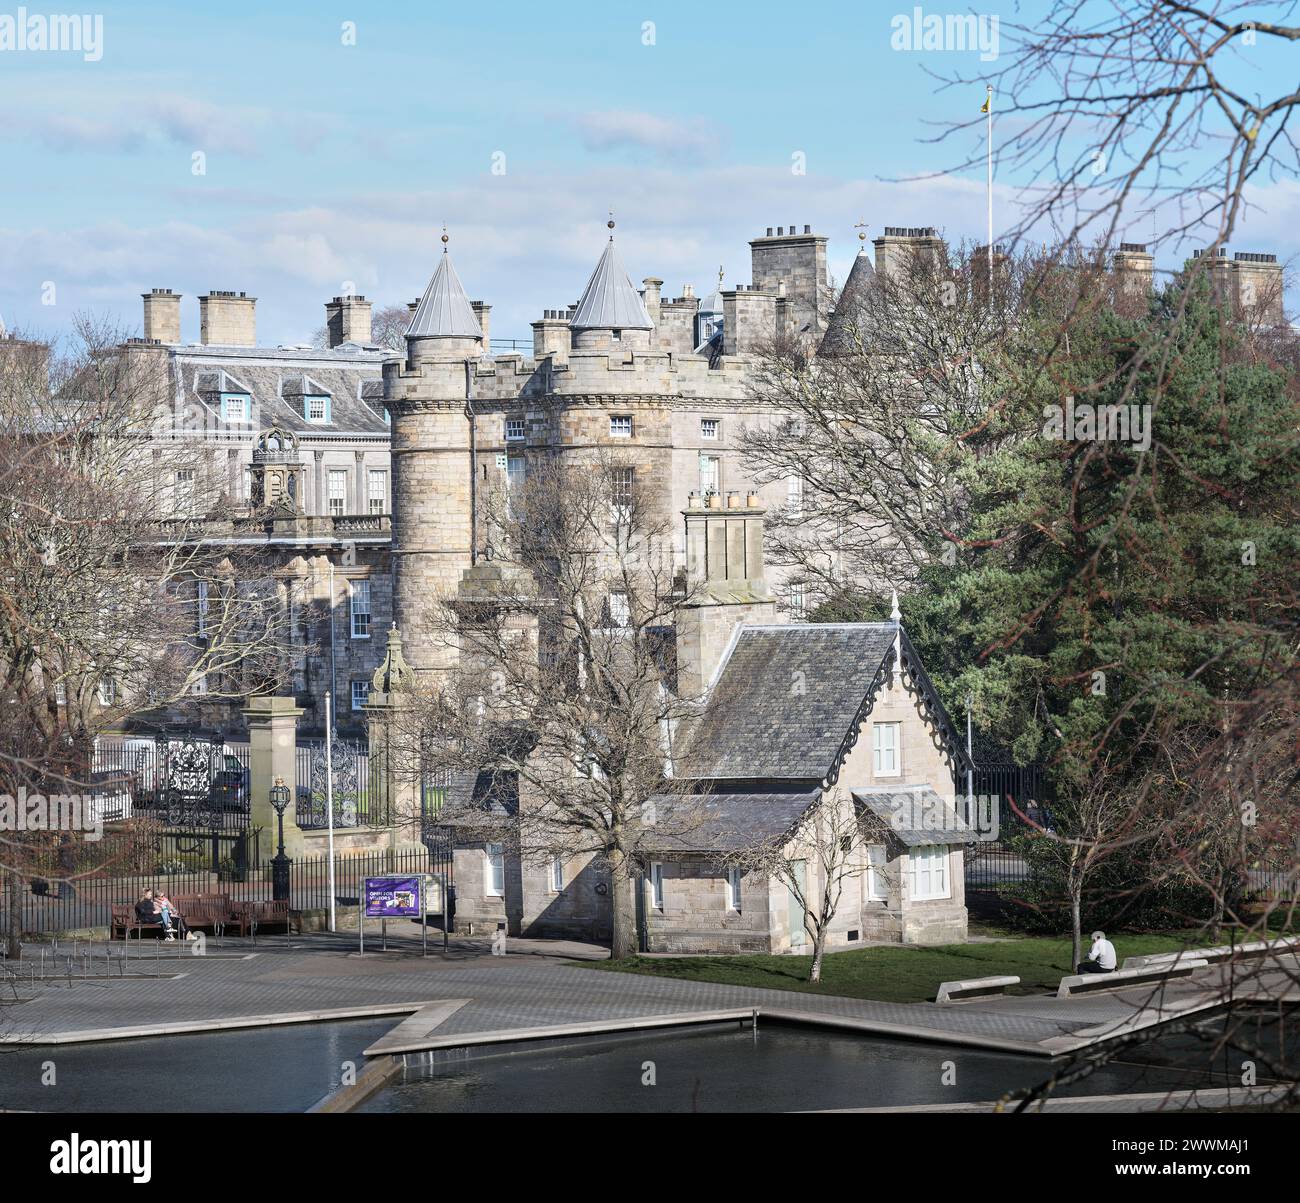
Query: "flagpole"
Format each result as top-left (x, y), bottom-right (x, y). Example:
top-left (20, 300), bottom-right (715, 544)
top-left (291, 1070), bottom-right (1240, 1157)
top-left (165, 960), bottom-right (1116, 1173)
top-left (986, 85), bottom-right (994, 294)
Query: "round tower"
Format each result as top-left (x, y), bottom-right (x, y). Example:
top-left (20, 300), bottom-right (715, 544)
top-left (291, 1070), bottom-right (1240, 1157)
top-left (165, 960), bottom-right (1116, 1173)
top-left (383, 231), bottom-right (484, 679)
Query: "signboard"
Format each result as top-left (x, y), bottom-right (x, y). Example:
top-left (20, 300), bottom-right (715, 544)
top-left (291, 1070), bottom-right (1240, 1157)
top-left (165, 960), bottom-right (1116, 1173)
top-left (364, 875), bottom-right (422, 918)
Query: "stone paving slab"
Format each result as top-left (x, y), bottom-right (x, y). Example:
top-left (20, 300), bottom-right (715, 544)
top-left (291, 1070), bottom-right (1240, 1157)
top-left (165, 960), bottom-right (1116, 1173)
top-left (2, 936), bottom-right (1293, 1058)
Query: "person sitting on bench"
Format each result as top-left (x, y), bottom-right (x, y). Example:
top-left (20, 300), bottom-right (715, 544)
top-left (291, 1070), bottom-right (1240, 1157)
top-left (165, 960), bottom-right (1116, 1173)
top-left (153, 889), bottom-right (190, 941)
top-left (135, 889), bottom-right (171, 937)
top-left (1076, 930), bottom-right (1117, 974)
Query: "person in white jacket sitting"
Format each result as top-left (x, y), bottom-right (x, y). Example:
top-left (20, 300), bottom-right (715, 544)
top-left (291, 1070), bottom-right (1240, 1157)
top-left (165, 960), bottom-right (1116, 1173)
top-left (1076, 931), bottom-right (1117, 974)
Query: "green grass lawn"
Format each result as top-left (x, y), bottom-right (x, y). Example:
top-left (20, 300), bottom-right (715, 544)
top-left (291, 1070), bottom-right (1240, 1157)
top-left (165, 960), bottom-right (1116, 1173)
top-left (577, 929), bottom-right (1211, 1004)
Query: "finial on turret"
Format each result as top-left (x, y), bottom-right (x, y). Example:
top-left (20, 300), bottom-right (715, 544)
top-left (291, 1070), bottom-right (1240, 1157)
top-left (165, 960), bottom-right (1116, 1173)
top-left (718, 264), bottom-right (724, 285)
top-left (890, 589), bottom-right (901, 623)
top-left (855, 219), bottom-right (869, 250)
top-left (441, 224), bottom-right (449, 252)
top-left (607, 209), bottom-right (616, 239)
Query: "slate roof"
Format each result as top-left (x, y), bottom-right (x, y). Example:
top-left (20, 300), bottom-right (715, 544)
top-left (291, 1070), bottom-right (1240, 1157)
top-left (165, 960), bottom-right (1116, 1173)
top-left (640, 789), bottom-right (822, 853)
top-left (442, 768), bottom-right (519, 828)
top-left (569, 238), bottom-right (653, 330)
top-left (179, 350), bottom-right (389, 435)
top-left (853, 786), bottom-right (975, 846)
top-left (820, 248), bottom-right (877, 356)
top-left (683, 623), bottom-right (897, 782)
top-left (407, 251), bottom-right (483, 340)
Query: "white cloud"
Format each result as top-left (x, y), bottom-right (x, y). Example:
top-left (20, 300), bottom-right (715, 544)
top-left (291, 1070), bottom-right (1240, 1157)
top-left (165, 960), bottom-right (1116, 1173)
top-left (569, 110), bottom-right (723, 163)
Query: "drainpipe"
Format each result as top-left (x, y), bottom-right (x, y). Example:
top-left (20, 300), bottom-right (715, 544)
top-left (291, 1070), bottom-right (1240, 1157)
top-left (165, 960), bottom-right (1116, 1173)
top-left (466, 360), bottom-right (477, 566)
top-left (965, 692), bottom-right (974, 827)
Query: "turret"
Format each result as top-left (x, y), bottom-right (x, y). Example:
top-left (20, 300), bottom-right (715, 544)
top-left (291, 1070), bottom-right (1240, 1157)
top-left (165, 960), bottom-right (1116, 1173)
top-left (568, 220), bottom-right (654, 351)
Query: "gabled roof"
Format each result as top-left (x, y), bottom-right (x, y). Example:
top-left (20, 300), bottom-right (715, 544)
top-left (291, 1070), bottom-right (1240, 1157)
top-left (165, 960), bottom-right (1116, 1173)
top-left (569, 238), bottom-right (653, 330)
top-left (854, 786), bottom-right (974, 846)
top-left (407, 251), bottom-right (483, 340)
top-left (641, 789), bottom-right (822, 853)
top-left (820, 249), bottom-right (876, 355)
top-left (682, 624), bottom-right (898, 782)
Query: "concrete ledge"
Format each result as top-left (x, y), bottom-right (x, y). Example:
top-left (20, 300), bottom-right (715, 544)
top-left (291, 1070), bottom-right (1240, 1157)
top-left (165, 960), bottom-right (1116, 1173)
top-left (307, 1054), bottom-right (402, 1114)
top-left (1123, 935), bottom-right (1300, 971)
top-left (1057, 959), bottom-right (1207, 999)
top-left (936, 975), bottom-right (1020, 1004)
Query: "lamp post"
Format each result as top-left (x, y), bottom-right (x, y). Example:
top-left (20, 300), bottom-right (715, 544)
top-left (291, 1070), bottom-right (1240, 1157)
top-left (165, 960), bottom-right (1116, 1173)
top-left (269, 776), bottom-right (292, 902)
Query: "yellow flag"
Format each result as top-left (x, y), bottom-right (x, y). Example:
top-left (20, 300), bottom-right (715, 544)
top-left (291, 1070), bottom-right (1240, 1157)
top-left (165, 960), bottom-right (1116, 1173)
top-left (980, 93), bottom-right (991, 114)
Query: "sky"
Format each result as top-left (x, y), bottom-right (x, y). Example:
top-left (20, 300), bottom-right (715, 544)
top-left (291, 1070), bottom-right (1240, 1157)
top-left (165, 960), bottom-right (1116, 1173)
top-left (0, 0), bottom-right (1295, 345)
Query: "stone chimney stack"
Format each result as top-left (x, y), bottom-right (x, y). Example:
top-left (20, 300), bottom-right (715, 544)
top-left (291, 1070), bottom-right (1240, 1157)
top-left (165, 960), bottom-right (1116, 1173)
top-left (872, 226), bottom-right (945, 278)
top-left (142, 288), bottom-right (182, 344)
top-left (1233, 251), bottom-right (1284, 325)
top-left (325, 294), bottom-right (373, 347)
top-left (721, 286), bottom-right (778, 355)
top-left (199, 291), bottom-right (256, 347)
top-left (749, 224), bottom-right (828, 336)
top-left (471, 301), bottom-right (491, 344)
top-left (531, 310), bottom-right (570, 363)
top-left (676, 491), bottom-right (780, 699)
top-left (641, 277), bottom-right (663, 325)
top-left (1113, 243), bottom-right (1154, 306)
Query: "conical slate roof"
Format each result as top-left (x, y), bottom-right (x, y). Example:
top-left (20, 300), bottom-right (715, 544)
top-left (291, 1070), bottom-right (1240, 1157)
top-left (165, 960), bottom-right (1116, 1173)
top-left (407, 250), bottom-right (482, 340)
top-left (820, 249), bottom-right (876, 355)
top-left (569, 237), bottom-right (653, 330)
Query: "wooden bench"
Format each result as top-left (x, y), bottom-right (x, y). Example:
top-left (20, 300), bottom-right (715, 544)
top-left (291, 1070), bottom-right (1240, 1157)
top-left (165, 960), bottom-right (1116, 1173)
top-left (1057, 959), bottom-right (1208, 998)
top-left (171, 894), bottom-right (233, 935)
top-left (229, 899), bottom-right (290, 938)
top-left (110, 904), bottom-right (167, 941)
top-left (936, 975), bottom-right (1020, 1004)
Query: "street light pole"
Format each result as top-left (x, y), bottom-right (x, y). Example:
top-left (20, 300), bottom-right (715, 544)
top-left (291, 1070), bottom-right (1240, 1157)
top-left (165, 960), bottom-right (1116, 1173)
top-left (269, 776), bottom-right (291, 902)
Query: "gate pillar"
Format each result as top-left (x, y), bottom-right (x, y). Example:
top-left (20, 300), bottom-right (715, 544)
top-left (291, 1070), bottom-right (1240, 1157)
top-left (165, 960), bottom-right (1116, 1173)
top-left (242, 696), bottom-right (306, 859)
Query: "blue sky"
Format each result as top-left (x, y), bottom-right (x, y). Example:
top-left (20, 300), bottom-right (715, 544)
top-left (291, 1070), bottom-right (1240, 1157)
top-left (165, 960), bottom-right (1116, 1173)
top-left (1, 0), bottom-right (1295, 344)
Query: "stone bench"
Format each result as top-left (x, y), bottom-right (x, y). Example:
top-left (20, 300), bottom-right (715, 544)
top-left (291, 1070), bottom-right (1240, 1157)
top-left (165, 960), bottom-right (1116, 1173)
top-left (1122, 935), bottom-right (1300, 972)
top-left (936, 975), bottom-right (1020, 1004)
top-left (1057, 959), bottom-right (1208, 998)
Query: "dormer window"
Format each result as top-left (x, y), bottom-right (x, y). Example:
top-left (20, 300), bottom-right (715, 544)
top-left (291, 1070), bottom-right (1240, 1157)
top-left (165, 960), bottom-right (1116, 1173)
top-left (304, 395), bottom-right (331, 424)
top-left (222, 393), bottom-right (251, 423)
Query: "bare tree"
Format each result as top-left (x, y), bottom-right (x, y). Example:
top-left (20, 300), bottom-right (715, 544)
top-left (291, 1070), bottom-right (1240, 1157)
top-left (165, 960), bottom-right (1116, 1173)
top-left (406, 454), bottom-right (707, 958)
top-left (0, 320), bottom-right (296, 955)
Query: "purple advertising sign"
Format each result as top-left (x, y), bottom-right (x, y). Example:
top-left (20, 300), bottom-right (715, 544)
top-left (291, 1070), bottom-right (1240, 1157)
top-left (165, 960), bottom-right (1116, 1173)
top-left (364, 875), bottom-right (422, 918)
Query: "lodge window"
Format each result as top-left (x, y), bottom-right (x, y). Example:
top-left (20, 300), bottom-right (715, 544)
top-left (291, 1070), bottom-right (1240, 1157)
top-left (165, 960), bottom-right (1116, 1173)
top-left (196, 579), bottom-right (209, 637)
top-left (550, 856), bottom-right (565, 893)
top-left (788, 582), bottom-right (807, 620)
top-left (174, 469), bottom-right (195, 517)
top-left (485, 843), bottom-right (505, 896)
top-left (787, 474), bottom-right (804, 515)
top-left (726, 865), bottom-right (742, 912)
top-left (650, 862), bottom-right (665, 910)
top-left (873, 721), bottom-right (901, 776)
top-left (350, 579), bottom-right (371, 639)
top-left (908, 845), bottom-right (949, 901)
top-left (607, 591), bottom-right (630, 629)
top-left (866, 846), bottom-right (888, 901)
top-left (351, 680), bottom-right (370, 710)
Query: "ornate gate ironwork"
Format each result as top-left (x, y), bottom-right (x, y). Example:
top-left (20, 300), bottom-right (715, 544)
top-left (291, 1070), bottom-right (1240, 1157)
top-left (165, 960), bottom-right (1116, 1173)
top-left (298, 741), bottom-right (363, 829)
top-left (156, 735), bottom-right (230, 830)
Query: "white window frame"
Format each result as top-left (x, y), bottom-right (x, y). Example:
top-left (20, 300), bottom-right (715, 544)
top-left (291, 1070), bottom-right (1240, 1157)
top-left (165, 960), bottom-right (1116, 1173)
top-left (349, 578), bottom-right (371, 639)
top-left (223, 393), bottom-right (249, 423)
top-left (98, 678), bottom-right (116, 706)
top-left (607, 591), bottom-right (630, 629)
top-left (866, 845), bottom-right (888, 902)
top-left (726, 865), bottom-right (742, 912)
top-left (650, 862), bottom-right (664, 910)
top-left (908, 845), bottom-right (950, 901)
top-left (367, 469), bottom-right (386, 515)
top-left (609, 415), bottom-right (632, 438)
top-left (174, 468), bottom-right (195, 517)
top-left (485, 843), bottom-right (505, 897)
top-left (327, 469), bottom-right (348, 517)
top-left (788, 582), bottom-right (807, 620)
top-left (700, 418), bottom-right (720, 441)
top-left (351, 680), bottom-right (370, 711)
top-left (787, 474), bottom-right (804, 515)
top-left (873, 721), bottom-right (901, 777)
top-left (699, 454), bottom-right (720, 496)
top-left (505, 417), bottom-right (526, 441)
top-left (196, 579), bottom-right (209, 637)
top-left (550, 856), bottom-right (564, 893)
top-left (305, 395), bottom-right (329, 424)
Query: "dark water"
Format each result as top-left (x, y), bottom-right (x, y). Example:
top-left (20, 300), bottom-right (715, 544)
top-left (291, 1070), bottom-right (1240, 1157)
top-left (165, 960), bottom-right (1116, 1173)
top-left (0, 1019), bottom-right (396, 1113)
top-left (360, 1019), bottom-right (1285, 1113)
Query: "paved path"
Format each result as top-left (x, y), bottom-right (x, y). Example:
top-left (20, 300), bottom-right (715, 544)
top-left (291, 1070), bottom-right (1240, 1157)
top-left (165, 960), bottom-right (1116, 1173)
top-left (2, 933), bottom-right (1295, 1059)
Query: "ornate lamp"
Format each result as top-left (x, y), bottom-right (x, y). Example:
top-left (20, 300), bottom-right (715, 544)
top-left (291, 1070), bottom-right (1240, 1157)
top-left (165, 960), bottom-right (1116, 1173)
top-left (269, 776), bottom-right (292, 902)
